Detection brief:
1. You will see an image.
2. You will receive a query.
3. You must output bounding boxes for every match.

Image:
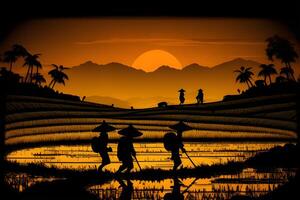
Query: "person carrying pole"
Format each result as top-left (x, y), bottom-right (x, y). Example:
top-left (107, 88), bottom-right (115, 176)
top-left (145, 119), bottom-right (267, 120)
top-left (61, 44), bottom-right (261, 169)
top-left (164, 121), bottom-right (195, 170)
top-left (116, 124), bottom-right (143, 173)
top-left (91, 120), bottom-right (116, 172)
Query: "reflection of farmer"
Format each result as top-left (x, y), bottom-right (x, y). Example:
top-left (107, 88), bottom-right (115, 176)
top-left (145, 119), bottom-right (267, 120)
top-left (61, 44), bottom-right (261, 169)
top-left (117, 125), bottom-right (143, 173)
top-left (164, 177), bottom-right (184, 200)
top-left (164, 121), bottom-right (193, 170)
top-left (92, 120), bottom-right (116, 172)
top-left (178, 89), bottom-right (185, 105)
top-left (196, 89), bottom-right (204, 104)
top-left (117, 178), bottom-right (133, 200)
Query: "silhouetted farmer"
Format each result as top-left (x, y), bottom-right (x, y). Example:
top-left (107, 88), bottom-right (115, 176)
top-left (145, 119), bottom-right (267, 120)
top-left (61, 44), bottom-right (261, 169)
top-left (92, 120), bottom-right (116, 172)
top-left (178, 89), bottom-right (185, 105)
top-left (117, 178), bottom-right (133, 200)
top-left (196, 89), bottom-right (204, 104)
top-left (117, 125), bottom-right (143, 173)
top-left (164, 121), bottom-right (193, 170)
top-left (164, 177), bottom-right (184, 200)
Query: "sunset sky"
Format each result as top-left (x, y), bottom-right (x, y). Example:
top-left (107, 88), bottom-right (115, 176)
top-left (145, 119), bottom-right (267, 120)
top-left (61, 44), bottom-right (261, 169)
top-left (1, 18), bottom-right (300, 71)
top-left (1, 18), bottom-right (300, 107)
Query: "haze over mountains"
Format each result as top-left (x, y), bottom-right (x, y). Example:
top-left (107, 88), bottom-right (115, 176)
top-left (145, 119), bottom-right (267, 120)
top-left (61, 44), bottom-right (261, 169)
top-left (56, 58), bottom-right (263, 108)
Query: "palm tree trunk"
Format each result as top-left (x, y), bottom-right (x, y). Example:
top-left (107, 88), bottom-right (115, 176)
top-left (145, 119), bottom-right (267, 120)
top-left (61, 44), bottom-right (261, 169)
top-left (9, 62), bottom-right (13, 72)
top-left (29, 66), bottom-right (34, 83)
top-left (264, 76), bottom-right (267, 86)
top-left (287, 62), bottom-right (296, 81)
top-left (24, 66), bottom-right (31, 83)
top-left (268, 75), bottom-right (272, 85)
top-left (51, 81), bottom-right (57, 89)
top-left (248, 80), bottom-right (254, 87)
top-left (246, 81), bottom-right (250, 89)
top-left (49, 79), bottom-right (54, 88)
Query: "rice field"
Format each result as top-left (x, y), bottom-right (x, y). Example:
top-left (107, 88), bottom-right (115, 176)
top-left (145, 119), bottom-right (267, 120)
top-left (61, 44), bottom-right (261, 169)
top-left (4, 93), bottom-right (298, 199)
top-left (6, 142), bottom-right (288, 171)
top-left (4, 94), bottom-right (298, 147)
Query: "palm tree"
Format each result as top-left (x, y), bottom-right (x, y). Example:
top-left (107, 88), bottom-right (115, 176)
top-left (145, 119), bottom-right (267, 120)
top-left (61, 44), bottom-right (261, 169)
top-left (12, 44), bottom-right (28, 57)
top-left (2, 50), bottom-right (17, 72)
top-left (266, 35), bottom-right (298, 80)
top-left (234, 66), bottom-right (254, 89)
top-left (48, 64), bottom-right (69, 89)
top-left (2, 44), bottom-right (28, 72)
top-left (280, 66), bottom-right (294, 80)
top-left (258, 64), bottom-right (277, 85)
top-left (23, 53), bottom-right (42, 83)
top-left (31, 73), bottom-right (46, 86)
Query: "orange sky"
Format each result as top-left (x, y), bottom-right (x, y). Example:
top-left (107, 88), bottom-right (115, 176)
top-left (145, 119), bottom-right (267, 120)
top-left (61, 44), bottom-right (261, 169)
top-left (1, 17), bottom-right (300, 70)
top-left (1, 18), bottom-right (300, 107)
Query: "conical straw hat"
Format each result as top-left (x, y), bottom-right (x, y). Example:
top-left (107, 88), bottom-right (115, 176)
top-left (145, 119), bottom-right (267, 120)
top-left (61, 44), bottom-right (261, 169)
top-left (169, 121), bottom-right (192, 132)
top-left (93, 120), bottom-right (116, 132)
top-left (118, 124), bottom-right (143, 137)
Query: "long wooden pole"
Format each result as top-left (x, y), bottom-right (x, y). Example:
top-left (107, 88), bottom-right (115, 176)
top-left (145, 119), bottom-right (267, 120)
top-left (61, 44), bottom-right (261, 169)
top-left (133, 155), bottom-right (142, 171)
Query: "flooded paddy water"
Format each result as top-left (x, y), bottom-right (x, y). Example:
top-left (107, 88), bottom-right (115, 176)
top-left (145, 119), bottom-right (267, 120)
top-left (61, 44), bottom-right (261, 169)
top-left (5, 141), bottom-right (298, 199)
top-left (6, 142), bottom-right (285, 171)
top-left (88, 168), bottom-right (296, 199)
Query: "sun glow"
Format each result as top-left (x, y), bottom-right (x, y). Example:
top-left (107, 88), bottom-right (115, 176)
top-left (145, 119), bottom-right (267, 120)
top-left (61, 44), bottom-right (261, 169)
top-left (132, 49), bottom-right (182, 72)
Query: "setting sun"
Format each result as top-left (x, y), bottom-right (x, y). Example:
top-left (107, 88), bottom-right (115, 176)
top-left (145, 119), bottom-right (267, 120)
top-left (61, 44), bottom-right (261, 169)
top-left (132, 49), bottom-right (182, 72)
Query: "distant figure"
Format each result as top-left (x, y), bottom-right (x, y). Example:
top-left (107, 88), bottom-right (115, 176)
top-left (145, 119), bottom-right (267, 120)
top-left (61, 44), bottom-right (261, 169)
top-left (117, 178), bottom-right (133, 200)
top-left (91, 120), bottom-right (116, 172)
top-left (111, 104), bottom-right (114, 107)
top-left (158, 101), bottom-right (168, 108)
top-left (196, 89), bottom-right (203, 104)
top-left (164, 121), bottom-right (192, 170)
top-left (82, 96), bottom-right (86, 102)
top-left (178, 89), bottom-right (185, 105)
top-left (117, 125), bottom-right (143, 173)
top-left (164, 177), bottom-right (184, 200)
top-left (131, 106), bottom-right (134, 110)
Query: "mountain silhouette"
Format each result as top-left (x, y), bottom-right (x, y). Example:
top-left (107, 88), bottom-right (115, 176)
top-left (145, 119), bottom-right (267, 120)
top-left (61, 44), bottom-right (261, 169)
top-left (85, 96), bottom-right (130, 108)
top-left (54, 58), bottom-right (261, 108)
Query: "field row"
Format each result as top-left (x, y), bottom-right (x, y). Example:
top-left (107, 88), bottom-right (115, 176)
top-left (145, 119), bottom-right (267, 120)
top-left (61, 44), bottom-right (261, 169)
top-left (5, 130), bottom-right (294, 146)
top-left (6, 110), bottom-right (297, 131)
top-left (6, 101), bottom-right (296, 123)
top-left (5, 119), bottom-right (296, 140)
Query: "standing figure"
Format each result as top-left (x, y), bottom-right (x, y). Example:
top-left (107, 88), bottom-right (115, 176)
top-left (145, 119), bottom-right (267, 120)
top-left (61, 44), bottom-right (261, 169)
top-left (178, 89), bottom-right (185, 105)
top-left (196, 89), bottom-right (204, 104)
top-left (164, 121), bottom-right (193, 170)
top-left (117, 125), bottom-right (143, 173)
top-left (92, 120), bottom-right (116, 172)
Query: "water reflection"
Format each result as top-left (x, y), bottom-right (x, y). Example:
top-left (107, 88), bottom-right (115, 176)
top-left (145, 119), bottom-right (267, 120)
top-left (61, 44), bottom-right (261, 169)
top-left (87, 168), bottom-right (296, 200)
top-left (4, 173), bottom-right (65, 192)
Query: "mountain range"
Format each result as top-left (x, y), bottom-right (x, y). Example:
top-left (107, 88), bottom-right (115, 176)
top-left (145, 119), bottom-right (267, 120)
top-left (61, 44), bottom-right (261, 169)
top-left (55, 58), bottom-right (262, 108)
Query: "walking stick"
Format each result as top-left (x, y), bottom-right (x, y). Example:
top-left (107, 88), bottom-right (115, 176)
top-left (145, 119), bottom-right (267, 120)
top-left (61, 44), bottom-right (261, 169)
top-left (133, 155), bottom-right (142, 171)
top-left (183, 151), bottom-right (197, 168)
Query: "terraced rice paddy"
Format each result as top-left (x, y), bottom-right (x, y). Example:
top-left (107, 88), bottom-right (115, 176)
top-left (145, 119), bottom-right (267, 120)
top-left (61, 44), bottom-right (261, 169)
top-left (3, 94), bottom-right (298, 199)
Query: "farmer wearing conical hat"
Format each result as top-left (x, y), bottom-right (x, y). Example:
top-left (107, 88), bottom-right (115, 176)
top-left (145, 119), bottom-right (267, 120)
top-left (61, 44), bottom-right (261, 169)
top-left (116, 124), bottom-right (143, 173)
top-left (178, 89), bottom-right (185, 105)
top-left (92, 120), bottom-right (116, 172)
top-left (196, 89), bottom-right (204, 104)
top-left (166, 121), bottom-right (192, 170)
